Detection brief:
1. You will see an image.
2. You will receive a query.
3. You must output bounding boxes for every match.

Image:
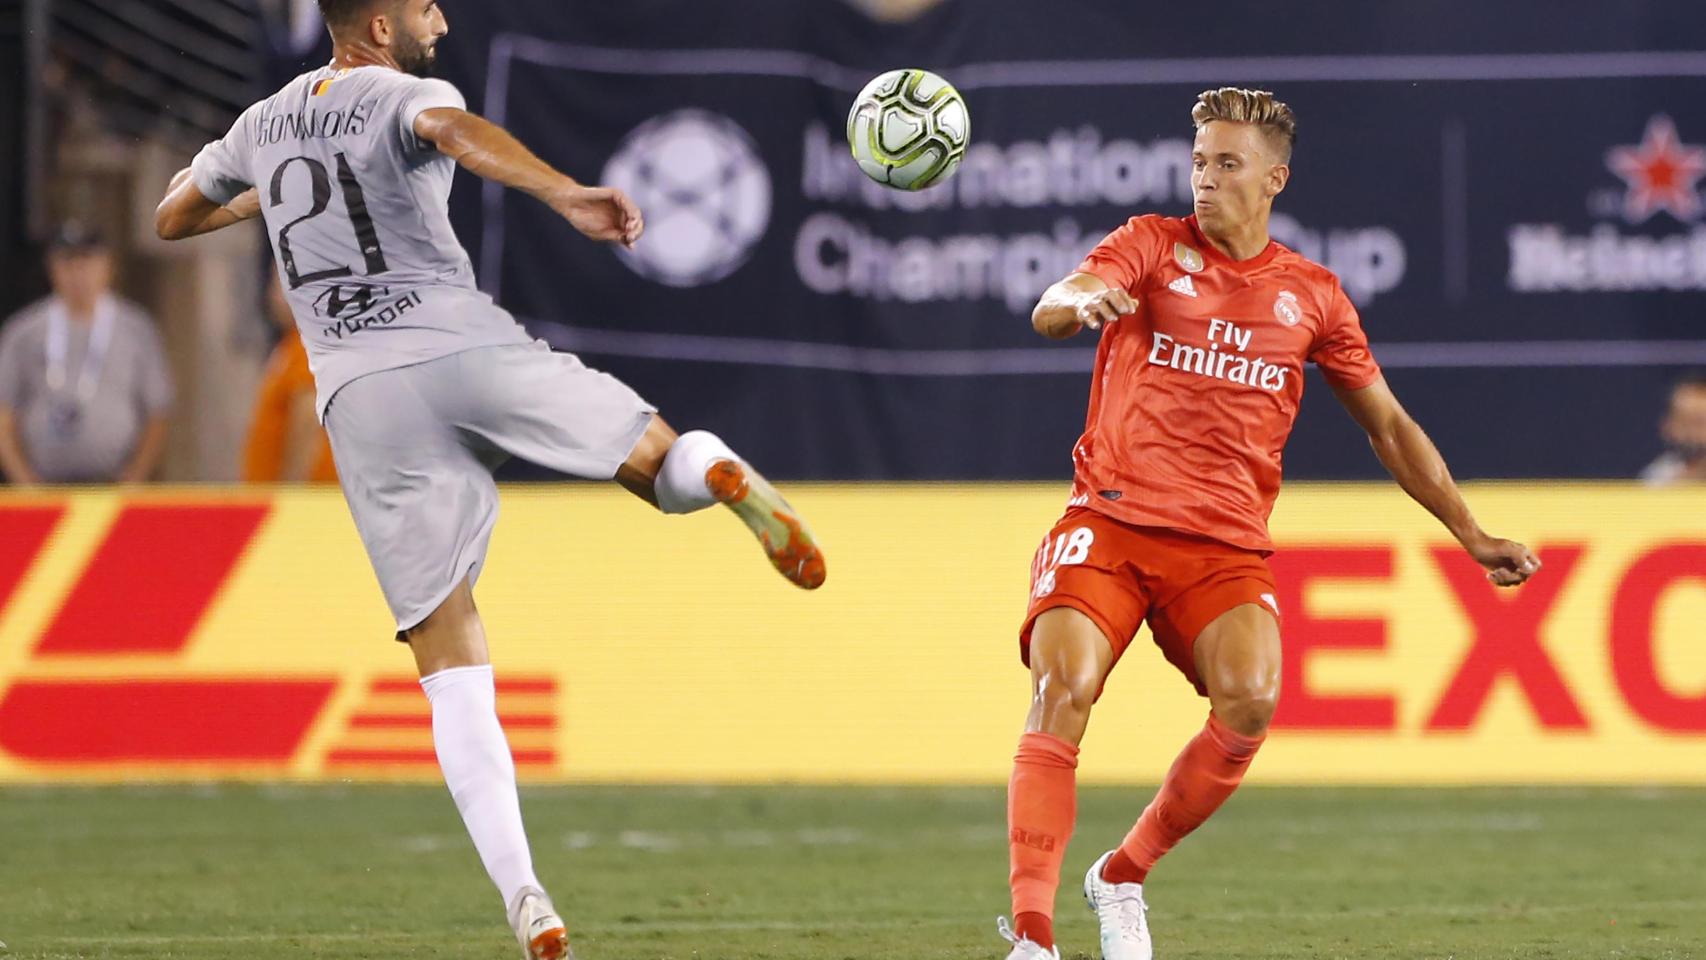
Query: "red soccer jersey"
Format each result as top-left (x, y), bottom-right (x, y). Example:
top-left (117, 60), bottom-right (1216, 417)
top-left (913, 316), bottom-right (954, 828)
top-left (1068, 214), bottom-right (1382, 553)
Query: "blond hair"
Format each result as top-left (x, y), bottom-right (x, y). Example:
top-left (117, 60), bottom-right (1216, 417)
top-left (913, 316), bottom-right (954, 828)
top-left (1191, 87), bottom-right (1296, 163)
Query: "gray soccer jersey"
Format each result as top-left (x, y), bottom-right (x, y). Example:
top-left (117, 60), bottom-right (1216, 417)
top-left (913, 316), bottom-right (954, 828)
top-left (191, 65), bottom-right (532, 414)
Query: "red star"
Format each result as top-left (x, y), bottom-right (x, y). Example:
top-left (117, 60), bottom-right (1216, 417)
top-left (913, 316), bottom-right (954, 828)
top-left (1606, 115), bottom-right (1706, 224)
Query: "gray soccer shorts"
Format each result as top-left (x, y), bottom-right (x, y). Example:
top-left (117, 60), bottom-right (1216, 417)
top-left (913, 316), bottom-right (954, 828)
top-left (323, 342), bottom-right (656, 634)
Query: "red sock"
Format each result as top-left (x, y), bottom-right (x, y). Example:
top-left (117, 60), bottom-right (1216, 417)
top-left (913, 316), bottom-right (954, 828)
top-left (1104, 712), bottom-right (1264, 885)
top-left (1013, 911), bottom-right (1053, 951)
top-left (1100, 846), bottom-right (1147, 886)
top-left (1008, 731), bottom-right (1079, 949)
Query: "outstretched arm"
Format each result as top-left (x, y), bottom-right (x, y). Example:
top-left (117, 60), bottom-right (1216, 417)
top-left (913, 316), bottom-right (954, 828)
top-left (1030, 272), bottom-right (1137, 340)
top-left (413, 108), bottom-right (643, 247)
top-left (1333, 376), bottom-right (1541, 587)
top-left (155, 168), bottom-right (260, 241)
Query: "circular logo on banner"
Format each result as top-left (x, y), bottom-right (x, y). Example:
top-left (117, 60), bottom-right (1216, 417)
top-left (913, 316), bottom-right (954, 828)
top-left (601, 110), bottom-right (772, 287)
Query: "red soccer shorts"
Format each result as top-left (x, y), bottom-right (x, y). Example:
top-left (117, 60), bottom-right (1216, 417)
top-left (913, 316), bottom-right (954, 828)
top-left (1019, 506), bottom-right (1281, 696)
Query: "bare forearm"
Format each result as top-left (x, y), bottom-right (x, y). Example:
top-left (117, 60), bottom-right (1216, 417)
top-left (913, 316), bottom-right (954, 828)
top-left (416, 108), bottom-right (640, 246)
top-left (1031, 274), bottom-right (1131, 339)
top-left (176, 199), bottom-right (257, 238)
top-left (427, 112), bottom-right (573, 202)
top-left (120, 417), bottom-right (169, 483)
top-left (1336, 379), bottom-right (1537, 585)
top-left (156, 168), bottom-right (260, 240)
top-left (1369, 417), bottom-right (1484, 547)
top-left (1032, 283), bottom-right (1089, 339)
top-left (0, 412), bottom-right (40, 484)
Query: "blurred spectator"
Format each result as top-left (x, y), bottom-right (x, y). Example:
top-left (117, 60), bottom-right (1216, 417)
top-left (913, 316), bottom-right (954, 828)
top-left (241, 270), bottom-right (336, 483)
top-left (1641, 371), bottom-right (1706, 486)
top-left (0, 224), bottom-right (172, 485)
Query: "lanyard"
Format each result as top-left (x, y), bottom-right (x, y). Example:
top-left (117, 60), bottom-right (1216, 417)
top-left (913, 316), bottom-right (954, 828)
top-left (45, 296), bottom-right (116, 402)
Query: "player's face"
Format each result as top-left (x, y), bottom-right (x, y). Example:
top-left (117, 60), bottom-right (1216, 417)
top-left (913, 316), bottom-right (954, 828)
top-left (1190, 121), bottom-right (1288, 235)
top-left (389, 0), bottom-right (448, 77)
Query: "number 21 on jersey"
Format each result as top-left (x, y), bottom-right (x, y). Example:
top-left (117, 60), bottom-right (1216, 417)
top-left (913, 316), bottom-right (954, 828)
top-left (1031, 526), bottom-right (1094, 598)
top-left (269, 153), bottom-right (387, 289)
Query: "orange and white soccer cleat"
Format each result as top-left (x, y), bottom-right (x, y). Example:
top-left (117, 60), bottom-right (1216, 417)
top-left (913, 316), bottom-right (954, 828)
top-left (508, 887), bottom-right (571, 960)
top-left (1084, 850), bottom-right (1152, 960)
top-left (997, 916), bottom-right (1061, 960)
top-left (706, 458), bottom-right (826, 590)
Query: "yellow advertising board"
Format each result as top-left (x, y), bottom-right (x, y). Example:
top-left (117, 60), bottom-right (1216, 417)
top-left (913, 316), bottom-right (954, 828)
top-left (0, 483), bottom-right (1702, 783)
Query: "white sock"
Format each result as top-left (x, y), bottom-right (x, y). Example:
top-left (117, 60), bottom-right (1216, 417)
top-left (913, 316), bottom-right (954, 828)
top-left (654, 429), bottom-right (738, 514)
top-left (420, 664), bottom-right (540, 911)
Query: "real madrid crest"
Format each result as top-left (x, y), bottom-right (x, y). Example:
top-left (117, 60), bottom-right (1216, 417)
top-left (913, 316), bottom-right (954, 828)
top-left (1173, 242), bottom-right (1204, 274)
top-left (1273, 289), bottom-right (1302, 326)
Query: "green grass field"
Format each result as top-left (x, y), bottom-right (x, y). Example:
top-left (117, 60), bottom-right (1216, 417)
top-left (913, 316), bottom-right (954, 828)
top-left (3, 784), bottom-right (1702, 959)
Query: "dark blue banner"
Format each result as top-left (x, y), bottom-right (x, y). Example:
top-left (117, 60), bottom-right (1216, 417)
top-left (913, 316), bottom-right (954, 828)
top-left (373, 0), bottom-right (1706, 479)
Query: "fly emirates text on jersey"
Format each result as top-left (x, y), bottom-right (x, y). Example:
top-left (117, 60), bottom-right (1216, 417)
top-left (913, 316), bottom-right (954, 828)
top-left (1146, 318), bottom-right (1289, 392)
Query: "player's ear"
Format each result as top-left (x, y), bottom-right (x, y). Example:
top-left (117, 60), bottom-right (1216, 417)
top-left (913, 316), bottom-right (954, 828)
top-left (1265, 163), bottom-right (1290, 199)
top-left (368, 8), bottom-right (392, 48)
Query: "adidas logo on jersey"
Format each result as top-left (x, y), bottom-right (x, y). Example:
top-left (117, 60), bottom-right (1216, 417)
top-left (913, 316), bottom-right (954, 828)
top-left (1168, 275), bottom-right (1198, 298)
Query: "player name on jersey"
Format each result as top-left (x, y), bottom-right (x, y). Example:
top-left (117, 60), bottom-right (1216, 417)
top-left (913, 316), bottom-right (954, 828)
top-left (256, 101), bottom-right (376, 147)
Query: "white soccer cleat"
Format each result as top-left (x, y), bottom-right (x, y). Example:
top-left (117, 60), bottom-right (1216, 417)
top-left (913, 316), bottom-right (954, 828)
top-left (996, 915), bottom-right (1061, 960)
top-left (705, 458), bottom-right (826, 589)
top-left (1084, 850), bottom-right (1152, 960)
top-left (508, 886), bottom-right (571, 960)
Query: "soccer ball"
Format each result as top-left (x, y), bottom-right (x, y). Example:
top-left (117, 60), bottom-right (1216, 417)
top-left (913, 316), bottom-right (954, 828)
top-left (846, 68), bottom-right (970, 190)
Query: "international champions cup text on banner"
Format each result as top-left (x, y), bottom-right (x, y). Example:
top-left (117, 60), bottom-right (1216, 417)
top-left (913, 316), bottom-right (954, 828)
top-left (439, 2), bottom-right (1706, 481)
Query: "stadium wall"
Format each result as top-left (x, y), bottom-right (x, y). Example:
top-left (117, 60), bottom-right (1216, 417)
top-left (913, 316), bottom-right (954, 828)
top-left (1, 484), bottom-right (1702, 785)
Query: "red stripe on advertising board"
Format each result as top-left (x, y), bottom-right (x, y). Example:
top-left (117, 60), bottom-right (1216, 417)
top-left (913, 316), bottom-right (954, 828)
top-left (347, 713), bottom-right (555, 729)
top-left (368, 677), bottom-right (557, 695)
top-left (0, 679), bottom-right (334, 762)
top-left (494, 680), bottom-right (558, 694)
top-left (324, 749), bottom-right (439, 764)
top-left (0, 505), bottom-right (65, 615)
top-left (367, 679), bottom-right (425, 694)
top-left (35, 504), bottom-right (271, 655)
top-left (325, 749), bottom-right (555, 765)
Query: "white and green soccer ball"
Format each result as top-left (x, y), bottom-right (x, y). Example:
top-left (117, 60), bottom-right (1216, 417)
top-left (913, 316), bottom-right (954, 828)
top-left (846, 68), bottom-right (969, 190)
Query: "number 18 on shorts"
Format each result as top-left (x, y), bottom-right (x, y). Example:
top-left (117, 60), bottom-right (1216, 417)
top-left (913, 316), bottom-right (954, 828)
top-left (1019, 506), bottom-right (1281, 697)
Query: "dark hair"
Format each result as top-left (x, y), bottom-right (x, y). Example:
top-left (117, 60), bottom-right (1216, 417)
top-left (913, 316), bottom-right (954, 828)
top-left (1677, 369), bottom-right (1706, 391)
top-left (316, 0), bottom-right (382, 30)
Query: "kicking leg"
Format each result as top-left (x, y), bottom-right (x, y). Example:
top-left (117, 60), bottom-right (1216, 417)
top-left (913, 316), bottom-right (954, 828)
top-left (615, 415), bottom-right (826, 589)
top-left (612, 416), bottom-right (674, 508)
top-left (1003, 606), bottom-right (1115, 958)
top-left (408, 579), bottom-right (569, 960)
